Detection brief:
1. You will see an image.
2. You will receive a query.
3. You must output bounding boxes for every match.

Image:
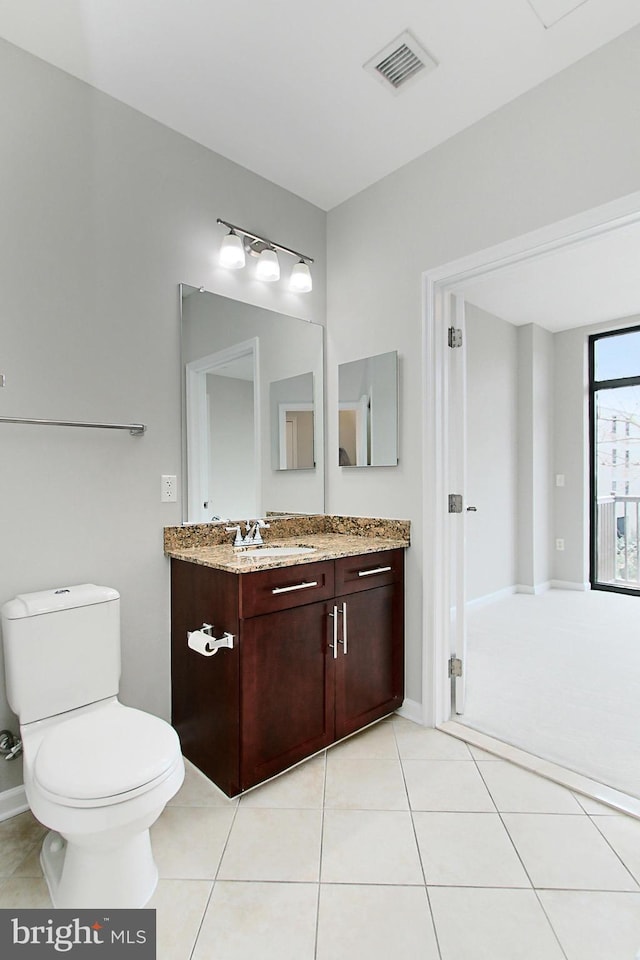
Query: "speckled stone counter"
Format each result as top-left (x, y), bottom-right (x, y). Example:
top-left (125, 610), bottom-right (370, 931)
top-left (164, 515), bottom-right (410, 573)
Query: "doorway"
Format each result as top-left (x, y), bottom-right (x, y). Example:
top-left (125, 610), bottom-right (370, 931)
top-left (423, 191), bottom-right (640, 801)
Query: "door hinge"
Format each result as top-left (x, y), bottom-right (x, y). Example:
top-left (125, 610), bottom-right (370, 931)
top-left (448, 326), bottom-right (463, 348)
top-left (448, 656), bottom-right (463, 679)
top-left (448, 493), bottom-right (463, 514)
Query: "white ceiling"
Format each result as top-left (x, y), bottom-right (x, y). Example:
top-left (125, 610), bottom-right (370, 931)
top-left (459, 219), bottom-right (640, 332)
top-left (2, 0), bottom-right (640, 209)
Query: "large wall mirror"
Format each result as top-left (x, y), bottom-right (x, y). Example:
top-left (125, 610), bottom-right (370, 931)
top-left (181, 285), bottom-right (324, 523)
top-left (338, 350), bottom-right (399, 467)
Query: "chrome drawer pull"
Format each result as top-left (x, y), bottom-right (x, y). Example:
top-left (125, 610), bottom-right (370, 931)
top-left (338, 600), bottom-right (348, 655)
top-left (329, 604), bottom-right (339, 658)
top-left (357, 565), bottom-right (392, 578)
top-left (271, 580), bottom-right (318, 595)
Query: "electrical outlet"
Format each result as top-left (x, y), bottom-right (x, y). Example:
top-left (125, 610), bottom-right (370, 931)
top-left (555, 474), bottom-right (565, 487)
top-left (555, 538), bottom-right (565, 551)
top-left (161, 475), bottom-right (177, 503)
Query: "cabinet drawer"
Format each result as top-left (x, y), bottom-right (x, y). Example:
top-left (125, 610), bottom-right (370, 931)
top-left (334, 549), bottom-right (403, 596)
top-left (239, 560), bottom-right (335, 618)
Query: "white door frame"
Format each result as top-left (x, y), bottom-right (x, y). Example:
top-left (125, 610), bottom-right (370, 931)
top-left (422, 190), bottom-right (640, 728)
top-left (185, 337), bottom-right (260, 523)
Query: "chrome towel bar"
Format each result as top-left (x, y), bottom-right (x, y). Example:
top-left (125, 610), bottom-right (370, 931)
top-left (0, 416), bottom-right (146, 436)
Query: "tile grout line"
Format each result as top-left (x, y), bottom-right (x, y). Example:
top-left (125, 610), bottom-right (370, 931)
top-left (393, 718), bottom-right (445, 960)
top-left (313, 749), bottom-right (328, 960)
top-left (587, 813), bottom-right (640, 890)
top-left (469, 750), bottom-right (572, 959)
top-left (187, 794), bottom-right (241, 960)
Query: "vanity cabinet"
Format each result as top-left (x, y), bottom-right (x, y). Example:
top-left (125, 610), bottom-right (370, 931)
top-left (170, 548), bottom-right (404, 796)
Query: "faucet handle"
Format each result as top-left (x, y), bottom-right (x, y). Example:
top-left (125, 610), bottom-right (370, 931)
top-left (247, 519), bottom-right (269, 545)
top-left (226, 525), bottom-right (243, 546)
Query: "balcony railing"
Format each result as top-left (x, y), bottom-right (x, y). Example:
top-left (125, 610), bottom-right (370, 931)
top-left (597, 496), bottom-right (640, 586)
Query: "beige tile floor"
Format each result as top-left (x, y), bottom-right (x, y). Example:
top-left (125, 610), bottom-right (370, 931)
top-left (1, 716), bottom-right (640, 959)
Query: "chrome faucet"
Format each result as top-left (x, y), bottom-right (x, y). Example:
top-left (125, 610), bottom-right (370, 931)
top-left (246, 519), bottom-right (269, 545)
top-left (226, 520), bottom-right (270, 548)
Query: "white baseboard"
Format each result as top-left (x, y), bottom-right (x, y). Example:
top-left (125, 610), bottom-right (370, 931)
top-left (516, 581), bottom-right (551, 595)
top-left (0, 784), bottom-right (28, 822)
top-left (550, 580), bottom-right (589, 591)
top-left (465, 585), bottom-right (517, 610)
top-left (396, 698), bottom-right (423, 725)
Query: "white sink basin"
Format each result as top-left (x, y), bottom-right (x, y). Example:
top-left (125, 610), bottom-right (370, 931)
top-left (251, 546), bottom-right (315, 557)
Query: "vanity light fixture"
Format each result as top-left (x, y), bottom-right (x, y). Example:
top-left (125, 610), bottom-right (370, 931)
top-left (256, 247), bottom-right (280, 282)
top-left (219, 228), bottom-right (246, 269)
top-left (216, 218), bottom-right (314, 292)
top-left (289, 259), bottom-right (313, 293)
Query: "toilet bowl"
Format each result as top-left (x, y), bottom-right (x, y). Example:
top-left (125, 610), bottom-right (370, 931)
top-left (1, 585), bottom-right (185, 908)
top-left (22, 698), bottom-right (184, 907)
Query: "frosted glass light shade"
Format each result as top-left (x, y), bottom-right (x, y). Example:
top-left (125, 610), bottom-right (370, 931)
top-left (256, 248), bottom-right (280, 282)
top-left (289, 259), bottom-right (313, 293)
top-left (219, 231), bottom-right (246, 269)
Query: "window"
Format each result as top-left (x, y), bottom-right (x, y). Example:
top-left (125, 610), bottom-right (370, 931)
top-left (590, 324), bottom-right (640, 593)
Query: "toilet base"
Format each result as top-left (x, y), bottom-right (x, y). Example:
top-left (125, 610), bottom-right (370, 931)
top-left (41, 828), bottom-right (158, 909)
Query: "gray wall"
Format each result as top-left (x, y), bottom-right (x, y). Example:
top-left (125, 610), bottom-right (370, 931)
top-left (327, 26), bottom-right (640, 711)
top-left (0, 40), bottom-right (325, 792)
top-left (516, 323), bottom-right (554, 591)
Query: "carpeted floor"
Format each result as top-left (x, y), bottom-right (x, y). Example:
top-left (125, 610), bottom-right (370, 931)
top-left (460, 588), bottom-right (640, 798)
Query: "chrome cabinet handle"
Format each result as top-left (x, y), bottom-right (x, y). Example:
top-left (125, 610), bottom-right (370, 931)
top-left (357, 565), bottom-right (392, 578)
top-left (337, 600), bottom-right (348, 655)
top-left (271, 580), bottom-right (318, 595)
top-left (329, 604), bottom-right (339, 659)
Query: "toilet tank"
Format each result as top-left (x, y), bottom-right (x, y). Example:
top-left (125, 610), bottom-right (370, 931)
top-left (1, 584), bottom-right (121, 724)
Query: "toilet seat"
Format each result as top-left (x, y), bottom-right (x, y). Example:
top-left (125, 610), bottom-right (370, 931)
top-left (33, 701), bottom-right (181, 808)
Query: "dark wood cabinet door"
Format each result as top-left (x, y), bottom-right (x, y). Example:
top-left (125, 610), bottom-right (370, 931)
top-left (241, 600), bottom-right (335, 790)
top-left (334, 583), bottom-right (404, 740)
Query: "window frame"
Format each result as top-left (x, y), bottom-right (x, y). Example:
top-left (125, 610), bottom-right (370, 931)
top-left (589, 323), bottom-right (640, 596)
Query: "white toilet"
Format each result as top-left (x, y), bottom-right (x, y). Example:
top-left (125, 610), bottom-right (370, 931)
top-left (1, 583), bottom-right (184, 908)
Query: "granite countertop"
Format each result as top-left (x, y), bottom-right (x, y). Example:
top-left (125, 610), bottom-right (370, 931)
top-left (164, 515), bottom-right (410, 574)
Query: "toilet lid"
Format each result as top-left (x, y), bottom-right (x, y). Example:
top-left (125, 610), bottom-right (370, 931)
top-left (34, 702), bottom-right (181, 802)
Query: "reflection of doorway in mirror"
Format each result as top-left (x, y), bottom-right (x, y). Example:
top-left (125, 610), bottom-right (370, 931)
top-left (279, 404), bottom-right (314, 469)
top-left (338, 396), bottom-right (369, 466)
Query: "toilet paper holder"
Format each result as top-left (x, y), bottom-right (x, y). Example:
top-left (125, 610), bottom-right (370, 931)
top-left (187, 622), bottom-right (235, 656)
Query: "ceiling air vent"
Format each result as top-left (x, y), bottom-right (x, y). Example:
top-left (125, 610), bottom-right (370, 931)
top-left (364, 30), bottom-right (438, 95)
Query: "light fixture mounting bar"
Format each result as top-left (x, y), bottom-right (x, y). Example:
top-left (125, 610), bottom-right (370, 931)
top-left (217, 219), bottom-right (314, 263)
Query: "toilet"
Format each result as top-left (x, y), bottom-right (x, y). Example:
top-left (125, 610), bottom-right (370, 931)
top-left (1, 584), bottom-right (184, 908)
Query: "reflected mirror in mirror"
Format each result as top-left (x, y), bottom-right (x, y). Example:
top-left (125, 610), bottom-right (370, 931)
top-left (338, 350), bottom-right (398, 467)
top-left (271, 372), bottom-right (315, 470)
top-left (181, 285), bottom-right (324, 523)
